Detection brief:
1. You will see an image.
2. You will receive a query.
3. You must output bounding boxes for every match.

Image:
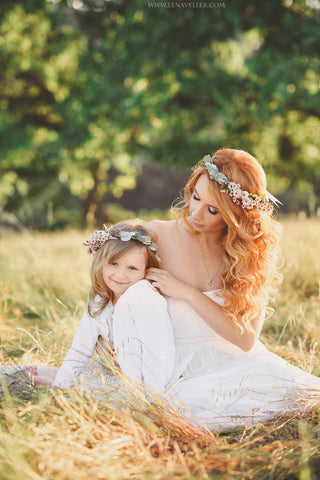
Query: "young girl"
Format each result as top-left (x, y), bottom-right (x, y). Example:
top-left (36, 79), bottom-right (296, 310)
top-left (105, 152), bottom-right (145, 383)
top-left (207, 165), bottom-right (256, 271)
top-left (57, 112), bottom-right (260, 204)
top-left (52, 221), bottom-right (175, 395)
top-left (1, 222), bottom-right (175, 399)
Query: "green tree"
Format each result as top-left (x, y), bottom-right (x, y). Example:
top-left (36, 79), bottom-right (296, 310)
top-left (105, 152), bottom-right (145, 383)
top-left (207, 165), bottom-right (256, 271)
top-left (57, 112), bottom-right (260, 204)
top-left (1, 0), bottom-right (319, 228)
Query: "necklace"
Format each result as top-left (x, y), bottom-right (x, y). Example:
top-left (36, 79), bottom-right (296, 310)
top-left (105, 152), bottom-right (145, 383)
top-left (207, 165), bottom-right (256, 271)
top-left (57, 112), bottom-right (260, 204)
top-left (198, 236), bottom-right (224, 286)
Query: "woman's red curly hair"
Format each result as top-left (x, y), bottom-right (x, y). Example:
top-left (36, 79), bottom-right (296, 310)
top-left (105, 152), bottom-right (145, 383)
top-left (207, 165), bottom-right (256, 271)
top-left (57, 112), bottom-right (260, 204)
top-left (174, 148), bottom-right (282, 332)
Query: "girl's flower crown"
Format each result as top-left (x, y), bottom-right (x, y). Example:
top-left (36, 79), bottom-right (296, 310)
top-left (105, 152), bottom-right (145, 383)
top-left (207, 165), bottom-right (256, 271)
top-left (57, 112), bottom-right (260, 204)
top-left (83, 225), bottom-right (158, 255)
top-left (202, 154), bottom-right (281, 213)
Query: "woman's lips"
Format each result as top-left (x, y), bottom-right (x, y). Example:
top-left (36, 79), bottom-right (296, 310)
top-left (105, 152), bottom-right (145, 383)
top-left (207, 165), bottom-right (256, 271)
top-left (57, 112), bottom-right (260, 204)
top-left (192, 219), bottom-right (204, 229)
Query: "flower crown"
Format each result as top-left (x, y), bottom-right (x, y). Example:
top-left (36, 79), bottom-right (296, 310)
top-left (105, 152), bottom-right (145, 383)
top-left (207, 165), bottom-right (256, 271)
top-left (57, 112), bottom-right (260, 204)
top-left (201, 154), bottom-right (281, 213)
top-left (83, 225), bottom-right (158, 255)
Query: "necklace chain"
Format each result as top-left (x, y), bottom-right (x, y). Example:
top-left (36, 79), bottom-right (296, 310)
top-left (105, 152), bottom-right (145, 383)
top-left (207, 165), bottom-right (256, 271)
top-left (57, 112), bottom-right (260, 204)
top-left (198, 236), bottom-right (224, 286)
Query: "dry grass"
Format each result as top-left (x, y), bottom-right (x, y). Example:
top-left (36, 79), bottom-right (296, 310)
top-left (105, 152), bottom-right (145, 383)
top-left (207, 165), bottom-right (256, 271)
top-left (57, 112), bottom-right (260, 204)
top-left (1, 218), bottom-right (320, 480)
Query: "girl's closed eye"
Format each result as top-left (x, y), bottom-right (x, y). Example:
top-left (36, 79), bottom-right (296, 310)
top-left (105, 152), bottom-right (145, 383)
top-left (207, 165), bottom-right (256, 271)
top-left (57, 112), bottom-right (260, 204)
top-left (192, 193), bottom-right (200, 201)
top-left (110, 261), bottom-right (118, 266)
top-left (128, 266), bottom-right (138, 271)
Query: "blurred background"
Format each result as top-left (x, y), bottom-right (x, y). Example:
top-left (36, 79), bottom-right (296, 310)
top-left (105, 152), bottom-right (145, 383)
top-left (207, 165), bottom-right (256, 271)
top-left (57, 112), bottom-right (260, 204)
top-left (0, 0), bottom-right (319, 230)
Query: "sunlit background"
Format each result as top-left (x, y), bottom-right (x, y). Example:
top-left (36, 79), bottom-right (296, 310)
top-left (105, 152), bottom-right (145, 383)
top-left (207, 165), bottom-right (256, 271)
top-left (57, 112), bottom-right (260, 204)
top-left (1, 3), bottom-right (320, 478)
top-left (0, 0), bottom-right (319, 229)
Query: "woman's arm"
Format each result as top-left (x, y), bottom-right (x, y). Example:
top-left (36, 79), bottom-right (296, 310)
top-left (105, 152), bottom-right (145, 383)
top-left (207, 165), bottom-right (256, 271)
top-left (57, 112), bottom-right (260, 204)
top-left (145, 268), bottom-right (264, 352)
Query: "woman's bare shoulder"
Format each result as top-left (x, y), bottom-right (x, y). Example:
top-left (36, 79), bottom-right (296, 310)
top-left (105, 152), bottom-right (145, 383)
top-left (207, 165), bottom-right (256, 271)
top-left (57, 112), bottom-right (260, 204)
top-left (145, 219), bottom-right (176, 235)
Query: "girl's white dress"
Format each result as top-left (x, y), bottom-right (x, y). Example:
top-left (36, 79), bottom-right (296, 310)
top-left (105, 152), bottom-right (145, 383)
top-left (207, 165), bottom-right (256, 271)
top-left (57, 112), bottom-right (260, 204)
top-left (166, 289), bottom-right (320, 430)
top-left (53, 280), bottom-right (175, 396)
top-left (0, 280), bottom-right (175, 402)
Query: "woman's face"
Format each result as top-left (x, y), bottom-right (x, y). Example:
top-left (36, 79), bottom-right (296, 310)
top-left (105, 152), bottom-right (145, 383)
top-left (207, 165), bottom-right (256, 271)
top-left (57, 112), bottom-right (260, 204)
top-left (189, 174), bottom-right (227, 234)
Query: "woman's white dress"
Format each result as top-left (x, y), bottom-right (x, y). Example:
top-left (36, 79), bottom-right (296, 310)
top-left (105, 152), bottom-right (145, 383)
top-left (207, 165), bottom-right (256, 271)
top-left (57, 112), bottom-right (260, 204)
top-left (166, 289), bottom-right (320, 430)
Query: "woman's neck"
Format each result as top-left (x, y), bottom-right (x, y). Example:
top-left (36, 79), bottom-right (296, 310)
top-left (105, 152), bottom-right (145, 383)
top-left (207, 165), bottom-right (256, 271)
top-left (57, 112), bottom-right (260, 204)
top-left (197, 230), bottom-right (225, 250)
top-left (183, 218), bottom-right (225, 249)
top-left (184, 217), bottom-right (225, 246)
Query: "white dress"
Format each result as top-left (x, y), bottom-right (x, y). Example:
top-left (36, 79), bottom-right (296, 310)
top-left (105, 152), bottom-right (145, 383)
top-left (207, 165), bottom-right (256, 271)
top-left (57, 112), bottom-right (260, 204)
top-left (166, 289), bottom-right (320, 431)
top-left (1, 281), bottom-right (175, 402)
top-left (53, 280), bottom-right (175, 396)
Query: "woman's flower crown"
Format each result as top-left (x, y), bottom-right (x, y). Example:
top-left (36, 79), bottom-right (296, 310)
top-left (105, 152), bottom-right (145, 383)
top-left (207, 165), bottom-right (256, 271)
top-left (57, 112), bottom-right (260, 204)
top-left (83, 225), bottom-right (158, 255)
top-left (202, 154), bottom-right (281, 213)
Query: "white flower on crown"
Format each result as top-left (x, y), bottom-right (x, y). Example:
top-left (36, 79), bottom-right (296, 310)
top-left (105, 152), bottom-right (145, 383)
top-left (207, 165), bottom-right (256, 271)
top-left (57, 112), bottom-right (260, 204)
top-left (240, 190), bottom-right (249, 199)
top-left (242, 198), bottom-right (254, 209)
top-left (228, 182), bottom-right (242, 199)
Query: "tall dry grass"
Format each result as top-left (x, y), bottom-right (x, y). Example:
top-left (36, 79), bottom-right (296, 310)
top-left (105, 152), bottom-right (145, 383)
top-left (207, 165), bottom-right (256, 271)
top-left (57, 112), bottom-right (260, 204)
top-left (0, 218), bottom-right (320, 480)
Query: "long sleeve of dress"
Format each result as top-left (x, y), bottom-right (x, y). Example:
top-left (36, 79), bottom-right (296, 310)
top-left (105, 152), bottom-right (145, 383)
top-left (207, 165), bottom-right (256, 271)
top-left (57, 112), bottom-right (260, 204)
top-left (113, 280), bottom-right (175, 393)
top-left (53, 302), bottom-right (112, 388)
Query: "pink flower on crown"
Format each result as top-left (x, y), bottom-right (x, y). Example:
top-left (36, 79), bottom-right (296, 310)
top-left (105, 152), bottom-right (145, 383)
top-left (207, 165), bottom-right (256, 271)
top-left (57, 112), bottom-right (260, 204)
top-left (83, 230), bottom-right (108, 254)
top-left (260, 203), bottom-right (273, 213)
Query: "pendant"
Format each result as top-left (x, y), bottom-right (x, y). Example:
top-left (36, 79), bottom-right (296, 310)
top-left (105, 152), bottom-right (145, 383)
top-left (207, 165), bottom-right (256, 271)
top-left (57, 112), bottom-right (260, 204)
top-left (208, 279), bottom-right (212, 285)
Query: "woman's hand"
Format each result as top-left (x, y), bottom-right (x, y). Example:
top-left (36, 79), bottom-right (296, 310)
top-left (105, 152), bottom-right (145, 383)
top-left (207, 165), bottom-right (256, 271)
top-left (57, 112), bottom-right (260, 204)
top-left (146, 269), bottom-right (260, 351)
top-left (145, 267), bottom-right (194, 300)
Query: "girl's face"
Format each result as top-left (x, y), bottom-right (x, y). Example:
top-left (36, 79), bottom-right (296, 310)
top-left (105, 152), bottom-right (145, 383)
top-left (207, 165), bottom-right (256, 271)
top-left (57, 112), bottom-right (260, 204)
top-left (102, 247), bottom-right (147, 302)
top-left (189, 174), bottom-right (226, 234)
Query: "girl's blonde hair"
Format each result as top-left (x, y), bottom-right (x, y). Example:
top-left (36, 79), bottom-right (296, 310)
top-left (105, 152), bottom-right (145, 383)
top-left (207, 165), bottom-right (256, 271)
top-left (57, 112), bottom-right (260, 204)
top-left (174, 148), bottom-right (282, 332)
top-left (88, 222), bottom-right (159, 317)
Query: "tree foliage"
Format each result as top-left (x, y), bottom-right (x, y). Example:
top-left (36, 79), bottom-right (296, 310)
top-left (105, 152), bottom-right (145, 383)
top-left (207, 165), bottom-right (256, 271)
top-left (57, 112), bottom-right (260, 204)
top-left (0, 0), bottom-right (319, 227)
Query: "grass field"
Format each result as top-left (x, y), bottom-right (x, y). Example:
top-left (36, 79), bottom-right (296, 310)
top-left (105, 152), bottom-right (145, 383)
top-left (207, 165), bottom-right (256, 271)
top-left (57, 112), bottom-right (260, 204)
top-left (1, 218), bottom-right (320, 480)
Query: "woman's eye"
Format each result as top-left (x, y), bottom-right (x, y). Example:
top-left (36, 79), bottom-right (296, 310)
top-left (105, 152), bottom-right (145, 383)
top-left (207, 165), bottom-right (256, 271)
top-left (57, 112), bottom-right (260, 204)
top-left (208, 208), bottom-right (218, 215)
top-left (192, 193), bottom-right (200, 201)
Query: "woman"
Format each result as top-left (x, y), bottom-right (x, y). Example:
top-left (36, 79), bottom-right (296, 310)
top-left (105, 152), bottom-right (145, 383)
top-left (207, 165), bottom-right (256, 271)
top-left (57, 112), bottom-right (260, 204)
top-left (146, 148), bottom-right (320, 430)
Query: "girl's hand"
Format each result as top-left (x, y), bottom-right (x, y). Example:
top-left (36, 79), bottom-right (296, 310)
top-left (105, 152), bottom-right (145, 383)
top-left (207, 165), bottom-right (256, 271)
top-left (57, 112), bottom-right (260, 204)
top-left (33, 375), bottom-right (54, 386)
top-left (145, 268), bottom-right (194, 300)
